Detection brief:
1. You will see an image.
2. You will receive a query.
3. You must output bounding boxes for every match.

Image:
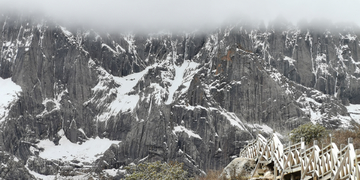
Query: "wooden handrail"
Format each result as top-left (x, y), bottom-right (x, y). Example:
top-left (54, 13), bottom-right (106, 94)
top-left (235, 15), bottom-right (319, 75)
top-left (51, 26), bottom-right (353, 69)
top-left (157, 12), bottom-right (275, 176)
top-left (239, 133), bottom-right (359, 179)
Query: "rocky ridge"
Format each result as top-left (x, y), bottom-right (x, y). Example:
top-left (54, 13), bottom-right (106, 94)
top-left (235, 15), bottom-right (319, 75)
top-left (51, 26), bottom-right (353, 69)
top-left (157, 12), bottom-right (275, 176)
top-left (0, 13), bottom-right (360, 178)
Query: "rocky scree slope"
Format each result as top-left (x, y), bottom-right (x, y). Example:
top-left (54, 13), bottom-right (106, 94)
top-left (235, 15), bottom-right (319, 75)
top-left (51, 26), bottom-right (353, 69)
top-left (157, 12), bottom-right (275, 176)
top-left (0, 14), bottom-right (360, 178)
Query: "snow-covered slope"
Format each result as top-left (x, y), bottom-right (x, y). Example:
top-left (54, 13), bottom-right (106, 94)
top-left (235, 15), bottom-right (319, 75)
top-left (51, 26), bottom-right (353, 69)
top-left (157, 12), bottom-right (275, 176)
top-left (0, 77), bottom-right (21, 123)
top-left (36, 130), bottom-right (120, 163)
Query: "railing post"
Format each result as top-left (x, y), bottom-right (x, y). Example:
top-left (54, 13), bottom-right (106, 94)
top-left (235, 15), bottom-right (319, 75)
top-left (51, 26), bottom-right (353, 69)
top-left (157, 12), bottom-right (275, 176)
top-left (289, 141), bottom-right (291, 151)
top-left (348, 137), bottom-right (357, 180)
top-left (356, 149), bottom-right (359, 180)
top-left (321, 143), bottom-right (324, 179)
top-left (314, 140), bottom-right (318, 146)
top-left (301, 137), bottom-right (305, 152)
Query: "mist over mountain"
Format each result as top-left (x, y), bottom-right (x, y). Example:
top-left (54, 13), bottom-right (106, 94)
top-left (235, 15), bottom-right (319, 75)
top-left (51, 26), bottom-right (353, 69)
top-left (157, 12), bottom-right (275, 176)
top-left (1, 0), bottom-right (360, 32)
top-left (1, 1), bottom-right (360, 179)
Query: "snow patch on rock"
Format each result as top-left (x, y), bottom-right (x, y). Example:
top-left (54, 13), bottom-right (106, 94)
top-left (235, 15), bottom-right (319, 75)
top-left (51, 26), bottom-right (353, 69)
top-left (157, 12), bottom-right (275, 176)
top-left (165, 60), bottom-right (199, 104)
top-left (252, 123), bottom-right (283, 139)
top-left (0, 77), bottom-right (22, 123)
top-left (60, 26), bottom-right (72, 37)
top-left (87, 59), bottom-right (155, 122)
top-left (173, 125), bottom-right (202, 139)
top-left (346, 104), bottom-right (360, 124)
top-left (37, 131), bottom-right (121, 163)
top-left (36, 90), bottom-right (67, 118)
top-left (284, 56), bottom-right (296, 66)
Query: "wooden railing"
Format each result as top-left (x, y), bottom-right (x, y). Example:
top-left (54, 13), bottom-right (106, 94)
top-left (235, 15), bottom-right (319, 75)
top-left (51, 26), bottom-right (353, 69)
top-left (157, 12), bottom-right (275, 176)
top-left (239, 133), bottom-right (360, 180)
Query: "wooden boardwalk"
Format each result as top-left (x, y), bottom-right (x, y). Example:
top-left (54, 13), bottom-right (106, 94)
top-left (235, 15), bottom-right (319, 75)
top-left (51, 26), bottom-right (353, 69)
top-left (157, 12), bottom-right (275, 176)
top-left (239, 133), bottom-right (360, 180)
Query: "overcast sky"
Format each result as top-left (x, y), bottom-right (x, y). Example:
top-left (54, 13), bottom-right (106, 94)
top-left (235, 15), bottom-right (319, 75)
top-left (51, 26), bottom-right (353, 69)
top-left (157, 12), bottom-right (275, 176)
top-left (1, 0), bottom-right (360, 32)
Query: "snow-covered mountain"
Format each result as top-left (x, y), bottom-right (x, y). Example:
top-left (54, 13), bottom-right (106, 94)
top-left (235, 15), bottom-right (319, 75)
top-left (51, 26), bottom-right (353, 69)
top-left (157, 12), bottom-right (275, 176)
top-left (1, 13), bottom-right (360, 179)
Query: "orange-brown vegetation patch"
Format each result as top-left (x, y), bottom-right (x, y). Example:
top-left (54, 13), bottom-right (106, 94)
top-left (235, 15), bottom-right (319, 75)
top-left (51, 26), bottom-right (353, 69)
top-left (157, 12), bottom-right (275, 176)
top-left (221, 49), bottom-right (235, 62)
top-left (215, 64), bottom-right (223, 75)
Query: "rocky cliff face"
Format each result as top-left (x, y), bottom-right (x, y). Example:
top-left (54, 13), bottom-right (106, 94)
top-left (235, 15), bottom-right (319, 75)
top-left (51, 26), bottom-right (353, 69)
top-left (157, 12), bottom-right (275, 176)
top-left (0, 13), bottom-right (360, 178)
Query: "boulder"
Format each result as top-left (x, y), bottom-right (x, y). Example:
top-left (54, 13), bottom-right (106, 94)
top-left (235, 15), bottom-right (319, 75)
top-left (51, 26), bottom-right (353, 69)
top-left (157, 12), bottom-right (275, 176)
top-left (220, 157), bottom-right (256, 179)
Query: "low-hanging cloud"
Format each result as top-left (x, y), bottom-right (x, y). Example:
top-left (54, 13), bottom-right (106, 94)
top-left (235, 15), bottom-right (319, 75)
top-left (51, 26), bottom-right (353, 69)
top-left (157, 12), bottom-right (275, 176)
top-left (1, 0), bottom-right (360, 32)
